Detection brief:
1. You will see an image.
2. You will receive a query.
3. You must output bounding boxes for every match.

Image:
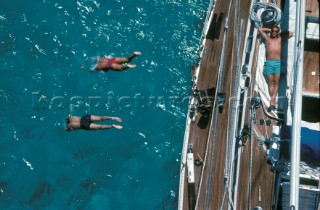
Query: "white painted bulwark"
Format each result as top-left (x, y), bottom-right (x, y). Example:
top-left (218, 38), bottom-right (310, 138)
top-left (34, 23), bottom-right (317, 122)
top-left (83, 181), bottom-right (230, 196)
top-left (306, 22), bottom-right (319, 40)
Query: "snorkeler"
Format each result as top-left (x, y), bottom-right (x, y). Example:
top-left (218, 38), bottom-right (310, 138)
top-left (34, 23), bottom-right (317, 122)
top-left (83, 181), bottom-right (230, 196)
top-left (65, 115), bottom-right (122, 131)
top-left (95, 52), bottom-right (141, 71)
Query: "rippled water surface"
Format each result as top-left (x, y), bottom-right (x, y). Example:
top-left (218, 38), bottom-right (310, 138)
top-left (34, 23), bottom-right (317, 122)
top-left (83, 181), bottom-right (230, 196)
top-left (0, 0), bottom-right (209, 209)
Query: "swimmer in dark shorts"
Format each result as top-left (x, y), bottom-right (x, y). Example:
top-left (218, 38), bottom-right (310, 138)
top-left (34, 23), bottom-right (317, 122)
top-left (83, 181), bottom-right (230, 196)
top-left (95, 52), bottom-right (141, 72)
top-left (80, 114), bottom-right (93, 130)
top-left (65, 115), bottom-right (122, 131)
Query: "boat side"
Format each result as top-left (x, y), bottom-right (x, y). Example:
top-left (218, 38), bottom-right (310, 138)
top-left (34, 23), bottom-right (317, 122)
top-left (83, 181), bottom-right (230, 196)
top-left (179, 0), bottom-right (319, 209)
top-left (178, 0), bottom-right (254, 209)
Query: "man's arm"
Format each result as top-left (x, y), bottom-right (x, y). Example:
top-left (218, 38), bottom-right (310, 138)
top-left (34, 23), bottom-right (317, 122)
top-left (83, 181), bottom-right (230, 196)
top-left (258, 28), bottom-right (271, 40)
top-left (280, 31), bottom-right (293, 39)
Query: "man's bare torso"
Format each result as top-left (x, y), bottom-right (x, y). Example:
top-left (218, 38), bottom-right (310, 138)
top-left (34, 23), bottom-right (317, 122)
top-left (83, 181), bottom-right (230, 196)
top-left (265, 37), bottom-right (281, 60)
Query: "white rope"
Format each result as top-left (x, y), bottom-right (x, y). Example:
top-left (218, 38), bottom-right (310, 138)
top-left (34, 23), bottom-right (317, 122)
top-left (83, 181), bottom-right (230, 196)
top-left (250, 2), bottom-right (282, 28)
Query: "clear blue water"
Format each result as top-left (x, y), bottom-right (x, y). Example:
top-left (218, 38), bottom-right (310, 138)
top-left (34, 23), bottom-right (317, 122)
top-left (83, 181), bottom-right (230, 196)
top-left (0, 0), bottom-right (209, 209)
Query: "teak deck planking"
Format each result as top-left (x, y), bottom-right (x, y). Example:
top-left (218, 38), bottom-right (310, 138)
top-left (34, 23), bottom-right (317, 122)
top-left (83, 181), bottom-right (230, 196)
top-left (181, 0), bottom-right (319, 209)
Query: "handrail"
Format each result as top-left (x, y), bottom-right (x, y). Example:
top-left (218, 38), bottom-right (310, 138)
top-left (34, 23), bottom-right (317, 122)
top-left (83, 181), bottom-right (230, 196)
top-left (220, 13), bottom-right (243, 210)
top-left (204, 0), bottom-right (233, 209)
top-left (290, 0), bottom-right (305, 208)
top-left (177, 1), bottom-right (217, 209)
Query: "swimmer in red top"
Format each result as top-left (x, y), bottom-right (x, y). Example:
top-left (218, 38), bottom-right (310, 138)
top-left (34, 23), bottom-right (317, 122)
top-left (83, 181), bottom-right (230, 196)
top-left (95, 52), bottom-right (141, 71)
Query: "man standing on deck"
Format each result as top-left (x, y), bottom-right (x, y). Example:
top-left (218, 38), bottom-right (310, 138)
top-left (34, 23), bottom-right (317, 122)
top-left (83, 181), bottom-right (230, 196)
top-left (258, 26), bottom-right (293, 111)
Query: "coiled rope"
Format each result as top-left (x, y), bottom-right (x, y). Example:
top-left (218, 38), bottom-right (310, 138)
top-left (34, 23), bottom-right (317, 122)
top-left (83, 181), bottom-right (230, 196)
top-left (250, 2), bottom-right (282, 28)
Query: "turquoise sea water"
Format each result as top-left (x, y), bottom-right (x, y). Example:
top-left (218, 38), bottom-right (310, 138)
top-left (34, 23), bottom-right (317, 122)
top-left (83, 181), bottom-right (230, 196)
top-left (0, 0), bottom-right (209, 209)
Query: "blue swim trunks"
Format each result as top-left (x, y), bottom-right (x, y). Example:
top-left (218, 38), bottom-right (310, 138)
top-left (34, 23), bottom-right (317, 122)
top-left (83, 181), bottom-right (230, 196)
top-left (263, 60), bottom-right (281, 76)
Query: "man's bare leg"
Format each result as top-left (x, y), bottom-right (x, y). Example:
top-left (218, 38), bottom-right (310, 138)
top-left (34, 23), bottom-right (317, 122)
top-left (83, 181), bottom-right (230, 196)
top-left (272, 74), bottom-right (280, 106)
top-left (267, 75), bottom-right (275, 104)
top-left (126, 64), bottom-right (136, 68)
top-left (114, 52), bottom-right (141, 64)
top-left (91, 115), bottom-right (122, 122)
top-left (102, 116), bottom-right (122, 122)
top-left (110, 63), bottom-right (136, 71)
top-left (127, 52), bottom-right (141, 62)
top-left (111, 124), bottom-right (123, 129)
top-left (89, 123), bottom-right (122, 130)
